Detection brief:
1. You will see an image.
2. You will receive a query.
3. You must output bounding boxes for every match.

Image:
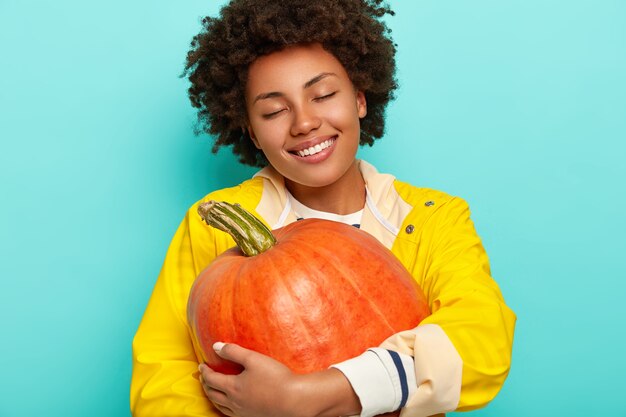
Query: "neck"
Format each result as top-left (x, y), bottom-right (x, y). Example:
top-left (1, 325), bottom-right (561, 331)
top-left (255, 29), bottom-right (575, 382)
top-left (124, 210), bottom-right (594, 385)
top-left (285, 160), bottom-right (366, 215)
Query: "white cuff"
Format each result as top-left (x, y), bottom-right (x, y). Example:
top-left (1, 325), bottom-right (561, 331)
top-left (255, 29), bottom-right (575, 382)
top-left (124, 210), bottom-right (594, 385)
top-left (331, 349), bottom-right (417, 417)
top-left (380, 324), bottom-right (463, 416)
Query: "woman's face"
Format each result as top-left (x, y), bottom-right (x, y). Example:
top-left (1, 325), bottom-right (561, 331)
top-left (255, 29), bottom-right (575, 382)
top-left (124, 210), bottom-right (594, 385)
top-left (245, 43), bottom-right (366, 190)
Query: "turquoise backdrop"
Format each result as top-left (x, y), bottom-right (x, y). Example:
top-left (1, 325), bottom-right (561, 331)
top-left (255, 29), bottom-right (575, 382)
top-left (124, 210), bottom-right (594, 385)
top-left (1, 1), bottom-right (625, 416)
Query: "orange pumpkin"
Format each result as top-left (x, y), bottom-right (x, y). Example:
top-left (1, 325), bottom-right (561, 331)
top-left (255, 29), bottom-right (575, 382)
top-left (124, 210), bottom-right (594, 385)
top-left (188, 201), bottom-right (430, 375)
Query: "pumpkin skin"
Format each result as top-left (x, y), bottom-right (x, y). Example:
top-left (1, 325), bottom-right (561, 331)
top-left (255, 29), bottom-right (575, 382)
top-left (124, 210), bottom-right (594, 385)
top-left (187, 216), bottom-right (430, 375)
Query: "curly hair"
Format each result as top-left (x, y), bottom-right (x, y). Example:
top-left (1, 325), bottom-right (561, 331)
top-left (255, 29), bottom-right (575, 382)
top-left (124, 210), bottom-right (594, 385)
top-left (183, 0), bottom-right (397, 167)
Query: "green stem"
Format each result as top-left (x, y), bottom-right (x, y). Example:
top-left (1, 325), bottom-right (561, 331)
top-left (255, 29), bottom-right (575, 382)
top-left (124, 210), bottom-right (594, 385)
top-left (197, 200), bottom-right (276, 257)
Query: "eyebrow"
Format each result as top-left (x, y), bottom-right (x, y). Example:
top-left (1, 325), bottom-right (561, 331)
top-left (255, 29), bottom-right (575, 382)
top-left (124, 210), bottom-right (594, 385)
top-left (253, 72), bottom-right (337, 103)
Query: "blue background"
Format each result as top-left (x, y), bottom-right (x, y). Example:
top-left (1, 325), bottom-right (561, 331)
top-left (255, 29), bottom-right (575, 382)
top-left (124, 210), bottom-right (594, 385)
top-left (1, 1), bottom-right (625, 416)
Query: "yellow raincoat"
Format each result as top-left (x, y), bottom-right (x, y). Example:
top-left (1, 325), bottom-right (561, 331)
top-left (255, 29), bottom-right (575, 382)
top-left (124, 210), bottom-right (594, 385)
top-left (131, 160), bottom-right (516, 417)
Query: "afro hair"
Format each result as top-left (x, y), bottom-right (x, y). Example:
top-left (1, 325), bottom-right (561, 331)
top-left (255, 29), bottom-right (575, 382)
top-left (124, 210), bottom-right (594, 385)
top-left (183, 0), bottom-right (397, 167)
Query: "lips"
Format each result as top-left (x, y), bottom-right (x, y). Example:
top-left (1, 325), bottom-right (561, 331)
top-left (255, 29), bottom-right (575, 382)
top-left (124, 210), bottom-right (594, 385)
top-left (288, 136), bottom-right (337, 158)
top-left (295, 139), bottom-right (335, 157)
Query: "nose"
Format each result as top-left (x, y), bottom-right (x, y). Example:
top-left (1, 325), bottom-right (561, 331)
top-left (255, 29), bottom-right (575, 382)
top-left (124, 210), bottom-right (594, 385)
top-left (290, 103), bottom-right (321, 136)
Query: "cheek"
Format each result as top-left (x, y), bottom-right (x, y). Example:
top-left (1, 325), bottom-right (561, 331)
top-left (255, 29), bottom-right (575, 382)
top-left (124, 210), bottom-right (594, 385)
top-left (257, 137), bottom-right (283, 154)
top-left (251, 123), bottom-right (285, 151)
top-left (328, 102), bottom-right (361, 129)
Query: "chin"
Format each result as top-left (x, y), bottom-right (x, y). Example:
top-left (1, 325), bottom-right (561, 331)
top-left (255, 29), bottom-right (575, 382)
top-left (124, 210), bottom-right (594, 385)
top-left (282, 171), bottom-right (329, 187)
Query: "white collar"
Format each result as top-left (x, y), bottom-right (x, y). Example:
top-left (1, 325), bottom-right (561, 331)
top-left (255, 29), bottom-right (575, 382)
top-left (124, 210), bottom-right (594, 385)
top-left (285, 189), bottom-right (364, 225)
top-left (255, 160), bottom-right (400, 237)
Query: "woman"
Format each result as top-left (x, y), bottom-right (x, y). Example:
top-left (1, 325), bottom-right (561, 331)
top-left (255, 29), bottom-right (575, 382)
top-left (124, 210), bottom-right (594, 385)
top-left (131, 1), bottom-right (516, 416)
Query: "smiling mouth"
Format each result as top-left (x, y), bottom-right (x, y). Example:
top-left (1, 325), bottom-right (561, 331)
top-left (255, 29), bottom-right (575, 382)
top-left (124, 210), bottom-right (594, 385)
top-left (292, 138), bottom-right (336, 157)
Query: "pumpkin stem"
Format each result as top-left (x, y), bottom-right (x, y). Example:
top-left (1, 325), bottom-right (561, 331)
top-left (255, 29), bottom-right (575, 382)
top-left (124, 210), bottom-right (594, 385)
top-left (197, 201), bottom-right (276, 257)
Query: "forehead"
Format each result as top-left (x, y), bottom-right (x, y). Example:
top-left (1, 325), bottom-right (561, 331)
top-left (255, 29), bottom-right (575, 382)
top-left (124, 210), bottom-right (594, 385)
top-left (246, 43), bottom-right (351, 94)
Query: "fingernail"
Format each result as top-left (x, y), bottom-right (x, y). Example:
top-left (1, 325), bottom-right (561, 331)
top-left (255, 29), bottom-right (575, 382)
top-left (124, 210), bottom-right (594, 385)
top-left (213, 341), bottom-right (226, 352)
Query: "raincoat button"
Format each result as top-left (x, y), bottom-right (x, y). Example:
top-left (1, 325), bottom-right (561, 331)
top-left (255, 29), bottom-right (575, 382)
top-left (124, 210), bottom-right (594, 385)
top-left (425, 200), bottom-right (435, 207)
top-left (405, 224), bottom-right (415, 234)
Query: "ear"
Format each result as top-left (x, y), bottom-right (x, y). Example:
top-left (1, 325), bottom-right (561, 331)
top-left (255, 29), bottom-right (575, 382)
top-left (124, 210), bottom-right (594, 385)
top-left (356, 91), bottom-right (367, 118)
top-left (246, 124), bottom-right (262, 149)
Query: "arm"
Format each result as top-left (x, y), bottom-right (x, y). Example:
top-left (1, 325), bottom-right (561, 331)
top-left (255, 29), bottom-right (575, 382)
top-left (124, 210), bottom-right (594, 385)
top-left (385, 196), bottom-right (516, 415)
top-left (132, 192), bottom-right (350, 417)
top-left (130, 208), bottom-right (224, 417)
top-left (332, 197), bottom-right (516, 417)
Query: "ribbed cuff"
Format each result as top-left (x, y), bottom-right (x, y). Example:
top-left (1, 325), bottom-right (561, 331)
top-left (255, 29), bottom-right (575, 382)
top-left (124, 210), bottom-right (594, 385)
top-left (330, 348), bottom-right (416, 417)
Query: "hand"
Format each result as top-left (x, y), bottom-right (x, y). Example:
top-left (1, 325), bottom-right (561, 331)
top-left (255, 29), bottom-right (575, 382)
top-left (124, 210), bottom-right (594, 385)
top-left (198, 343), bottom-right (362, 417)
top-left (198, 343), bottom-right (306, 417)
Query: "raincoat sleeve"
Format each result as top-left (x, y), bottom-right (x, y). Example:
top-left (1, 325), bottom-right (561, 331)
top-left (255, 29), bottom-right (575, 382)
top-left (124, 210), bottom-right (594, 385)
top-left (382, 196), bottom-right (516, 417)
top-left (130, 206), bottom-right (224, 417)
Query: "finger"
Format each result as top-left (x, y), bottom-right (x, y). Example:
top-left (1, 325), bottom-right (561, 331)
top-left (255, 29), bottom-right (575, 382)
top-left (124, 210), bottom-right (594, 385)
top-left (205, 385), bottom-right (230, 406)
top-left (212, 402), bottom-right (235, 417)
top-left (199, 364), bottom-right (234, 393)
top-left (198, 363), bottom-right (213, 381)
top-left (199, 369), bottom-right (233, 412)
top-left (200, 377), bottom-right (212, 399)
top-left (213, 342), bottom-right (254, 367)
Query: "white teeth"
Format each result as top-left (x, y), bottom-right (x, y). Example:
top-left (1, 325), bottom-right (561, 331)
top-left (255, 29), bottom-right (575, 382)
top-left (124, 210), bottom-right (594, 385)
top-left (297, 139), bottom-right (334, 157)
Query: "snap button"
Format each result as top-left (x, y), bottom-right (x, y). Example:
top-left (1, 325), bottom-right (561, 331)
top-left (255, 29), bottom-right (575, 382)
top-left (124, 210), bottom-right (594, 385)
top-left (405, 224), bottom-right (415, 234)
top-left (425, 200), bottom-right (435, 207)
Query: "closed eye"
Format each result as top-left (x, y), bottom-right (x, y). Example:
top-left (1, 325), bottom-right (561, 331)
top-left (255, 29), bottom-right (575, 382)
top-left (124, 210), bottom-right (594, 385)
top-left (313, 91), bottom-right (337, 101)
top-left (262, 109), bottom-right (286, 119)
